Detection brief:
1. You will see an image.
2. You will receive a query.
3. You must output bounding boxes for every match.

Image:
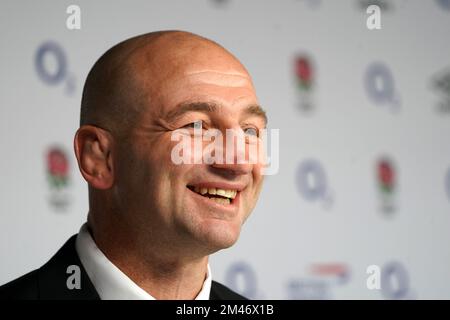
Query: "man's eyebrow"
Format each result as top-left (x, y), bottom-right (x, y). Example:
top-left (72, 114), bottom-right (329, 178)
top-left (163, 101), bottom-right (268, 126)
top-left (243, 104), bottom-right (267, 126)
top-left (164, 102), bottom-right (217, 122)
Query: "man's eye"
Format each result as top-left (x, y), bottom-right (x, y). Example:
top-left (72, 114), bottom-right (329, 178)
top-left (244, 127), bottom-right (258, 136)
top-left (184, 120), bottom-right (203, 130)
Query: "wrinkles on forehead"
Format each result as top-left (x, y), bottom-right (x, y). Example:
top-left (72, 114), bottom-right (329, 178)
top-left (128, 43), bottom-right (250, 86)
top-left (184, 71), bottom-right (253, 88)
top-left (124, 39), bottom-right (253, 115)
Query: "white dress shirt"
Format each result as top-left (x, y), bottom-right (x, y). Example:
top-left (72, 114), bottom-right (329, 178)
top-left (75, 223), bottom-right (212, 300)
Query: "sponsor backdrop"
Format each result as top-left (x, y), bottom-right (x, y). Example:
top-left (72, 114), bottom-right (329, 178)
top-left (1, 0), bottom-right (449, 299)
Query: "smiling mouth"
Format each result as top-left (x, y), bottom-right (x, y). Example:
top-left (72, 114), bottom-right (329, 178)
top-left (187, 185), bottom-right (238, 205)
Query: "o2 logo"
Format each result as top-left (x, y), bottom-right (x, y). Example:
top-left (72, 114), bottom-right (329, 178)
top-left (296, 159), bottom-right (333, 208)
top-left (35, 41), bottom-right (75, 95)
top-left (381, 261), bottom-right (413, 299)
top-left (436, 0), bottom-right (450, 10)
top-left (225, 262), bottom-right (258, 299)
top-left (364, 62), bottom-right (401, 112)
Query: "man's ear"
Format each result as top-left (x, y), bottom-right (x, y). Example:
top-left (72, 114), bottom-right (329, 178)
top-left (74, 125), bottom-right (114, 189)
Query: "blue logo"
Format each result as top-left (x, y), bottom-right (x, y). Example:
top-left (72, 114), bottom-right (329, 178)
top-left (225, 262), bottom-right (258, 299)
top-left (35, 41), bottom-right (75, 94)
top-left (381, 261), bottom-right (411, 299)
top-left (296, 159), bottom-right (333, 208)
top-left (364, 62), bottom-right (400, 112)
top-left (436, 0), bottom-right (450, 10)
top-left (296, 159), bottom-right (326, 201)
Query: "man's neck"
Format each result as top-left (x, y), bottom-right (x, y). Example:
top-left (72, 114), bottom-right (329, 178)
top-left (110, 253), bottom-right (208, 299)
top-left (88, 223), bottom-right (209, 299)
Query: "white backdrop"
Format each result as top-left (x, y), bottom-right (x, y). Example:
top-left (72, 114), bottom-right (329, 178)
top-left (1, 0), bottom-right (450, 299)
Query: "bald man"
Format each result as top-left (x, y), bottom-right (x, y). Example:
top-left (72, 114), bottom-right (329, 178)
top-left (0, 30), bottom-right (267, 300)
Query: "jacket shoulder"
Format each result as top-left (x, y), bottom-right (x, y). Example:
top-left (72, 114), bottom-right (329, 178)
top-left (210, 280), bottom-right (247, 300)
top-left (0, 269), bottom-right (40, 299)
top-left (0, 235), bottom-right (99, 300)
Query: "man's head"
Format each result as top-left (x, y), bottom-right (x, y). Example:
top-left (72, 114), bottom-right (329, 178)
top-left (74, 31), bottom-right (266, 260)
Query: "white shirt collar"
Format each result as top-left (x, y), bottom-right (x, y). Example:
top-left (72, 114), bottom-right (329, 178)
top-left (75, 223), bottom-right (212, 300)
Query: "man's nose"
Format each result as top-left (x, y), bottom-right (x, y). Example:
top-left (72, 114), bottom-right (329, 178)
top-left (208, 129), bottom-right (253, 175)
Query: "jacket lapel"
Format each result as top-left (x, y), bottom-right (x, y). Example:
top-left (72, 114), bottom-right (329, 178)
top-left (38, 235), bottom-right (100, 300)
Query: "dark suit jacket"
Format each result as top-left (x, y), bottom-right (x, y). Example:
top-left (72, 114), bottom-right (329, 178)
top-left (0, 235), bottom-right (246, 300)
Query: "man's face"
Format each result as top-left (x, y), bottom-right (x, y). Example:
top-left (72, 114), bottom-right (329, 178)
top-left (113, 44), bottom-right (266, 256)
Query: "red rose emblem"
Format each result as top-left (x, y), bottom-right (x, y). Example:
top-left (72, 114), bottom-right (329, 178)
top-left (378, 160), bottom-right (394, 186)
top-left (296, 57), bottom-right (312, 82)
top-left (47, 149), bottom-right (68, 177)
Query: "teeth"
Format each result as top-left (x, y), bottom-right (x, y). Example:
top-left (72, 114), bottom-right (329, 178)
top-left (216, 189), bottom-right (226, 197)
top-left (190, 186), bottom-right (238, 199)
top-left (209, 188), bottom-right (238, 199)
top-left (226, 190), bottom-right (237, 198)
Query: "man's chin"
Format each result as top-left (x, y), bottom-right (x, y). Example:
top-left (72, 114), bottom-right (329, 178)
top-left (196, 220), bottom-right (242, 252)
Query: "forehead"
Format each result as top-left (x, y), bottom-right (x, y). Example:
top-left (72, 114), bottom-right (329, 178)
top-left (140, 68), bottom-right (258, 120)
top-left (166, 68), bottom-right (256, 103)
top-left (128, 41), bottom-right (258, 119)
